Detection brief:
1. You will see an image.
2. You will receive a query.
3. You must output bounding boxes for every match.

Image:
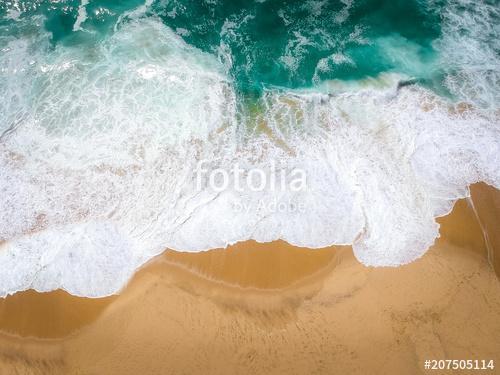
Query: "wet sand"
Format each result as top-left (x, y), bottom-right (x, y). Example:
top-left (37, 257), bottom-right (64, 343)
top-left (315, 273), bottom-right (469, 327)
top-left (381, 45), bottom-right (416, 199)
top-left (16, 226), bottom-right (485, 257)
top-left (0, 183), bottom-right (499, 374)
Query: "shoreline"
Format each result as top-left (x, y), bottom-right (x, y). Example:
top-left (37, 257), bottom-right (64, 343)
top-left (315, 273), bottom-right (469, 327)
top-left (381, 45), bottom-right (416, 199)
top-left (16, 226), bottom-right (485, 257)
top-left (0, 182), bottom-right (499, 374)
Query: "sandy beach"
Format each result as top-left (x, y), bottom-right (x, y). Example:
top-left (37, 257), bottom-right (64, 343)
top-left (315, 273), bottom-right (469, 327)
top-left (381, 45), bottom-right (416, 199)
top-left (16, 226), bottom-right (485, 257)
top-left (0, 183), bottom-right (499, 375)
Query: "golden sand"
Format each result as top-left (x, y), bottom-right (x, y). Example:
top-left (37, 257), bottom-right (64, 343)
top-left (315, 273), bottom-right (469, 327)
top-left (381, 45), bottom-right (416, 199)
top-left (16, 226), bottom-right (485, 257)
top-left (470, 183), bottom-right (500, 274)
top-left (0, 183), bottom-right (499, 374)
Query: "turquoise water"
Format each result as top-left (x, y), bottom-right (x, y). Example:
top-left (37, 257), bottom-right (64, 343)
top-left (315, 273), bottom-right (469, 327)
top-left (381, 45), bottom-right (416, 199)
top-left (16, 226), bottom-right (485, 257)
top-left (2, 0), bottom-right (498, 100)
top-left (153, 0), bottom-right (441, 92)
top-left (0, 0), bottom-right (499, 297)
top-left (1, 0), bottom-right (444, 94)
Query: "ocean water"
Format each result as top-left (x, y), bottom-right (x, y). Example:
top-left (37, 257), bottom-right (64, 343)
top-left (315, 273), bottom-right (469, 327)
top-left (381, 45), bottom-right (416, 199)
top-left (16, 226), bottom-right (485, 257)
top-left (0, 0), bottom-right (499, 297)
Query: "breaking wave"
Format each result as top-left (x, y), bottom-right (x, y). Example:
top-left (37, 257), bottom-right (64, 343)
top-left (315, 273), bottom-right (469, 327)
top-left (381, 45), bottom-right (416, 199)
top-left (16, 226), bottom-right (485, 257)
top-left (0, 0), bottom-right (498, 297)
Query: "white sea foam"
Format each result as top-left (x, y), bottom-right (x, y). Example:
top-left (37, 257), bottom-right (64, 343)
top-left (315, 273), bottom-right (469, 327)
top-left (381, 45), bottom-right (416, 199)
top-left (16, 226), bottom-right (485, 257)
top-left (431, 0), bottom-right (500, 110)
top-left (73, 0), bottom-right (90, 32)
top-left (0, 10), bottom-right (499, 297)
